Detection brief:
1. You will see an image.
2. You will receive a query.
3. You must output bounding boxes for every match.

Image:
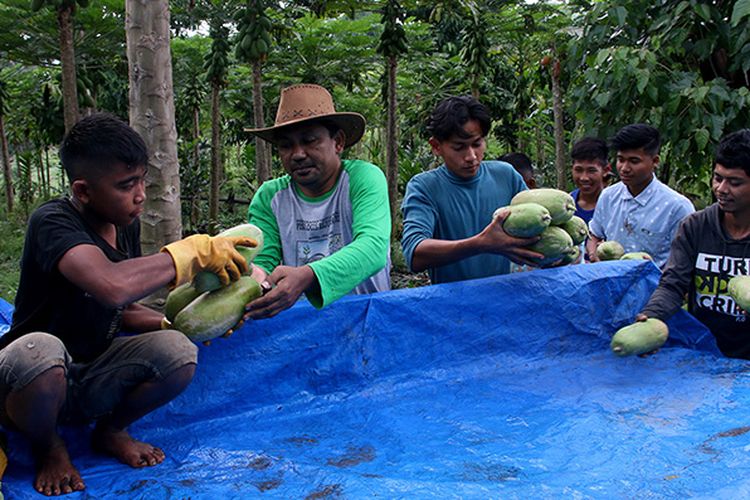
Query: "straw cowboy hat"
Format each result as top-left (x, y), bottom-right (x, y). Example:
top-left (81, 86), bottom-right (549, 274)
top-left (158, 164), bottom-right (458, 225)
top-left (245, 84), bottom-right (366, 147)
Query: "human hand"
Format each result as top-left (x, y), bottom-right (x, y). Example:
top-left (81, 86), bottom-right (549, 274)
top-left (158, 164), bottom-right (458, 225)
top-left (243, 265), bottom-right (316, 320)
top-left (632, 313), bottom-right (659, 357)
top-left (480, 210), bottom-right (544, 266)
top-left (161, 234), bottom-right (258, 288)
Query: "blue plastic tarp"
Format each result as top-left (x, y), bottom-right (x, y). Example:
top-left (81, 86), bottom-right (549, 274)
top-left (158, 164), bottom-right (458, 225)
top-left (4, 260), bottom-right (750, 499)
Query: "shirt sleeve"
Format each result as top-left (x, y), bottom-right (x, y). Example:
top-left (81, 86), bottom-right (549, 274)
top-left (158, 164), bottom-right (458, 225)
top-left (588, 188), bottom-right (609, 239)
top-left (247, 183), bottom-right (283, 275)
top-left (400, 175), bottom-right (437, 272)
top-left (306, 162), bottom-right (391, 308)
top-left (641, 215), bottom-right (697, 320)
top-left (32, 208), bottom-right (96, 273)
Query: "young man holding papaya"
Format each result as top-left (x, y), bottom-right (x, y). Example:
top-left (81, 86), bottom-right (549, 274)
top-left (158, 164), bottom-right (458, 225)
top-left (0, 113), bottom-right (256, 496)
top-left (400, 95), bottom-right (541, 284)
top-left (242, 84), bottom-right (391, 319)
top-left (587, 123), bottom-right (694, 268)
top-left (638, 129), bottom-right (750, 358)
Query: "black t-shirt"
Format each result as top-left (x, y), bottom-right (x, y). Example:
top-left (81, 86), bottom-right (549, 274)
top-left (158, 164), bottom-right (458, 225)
top-left (0, 198), bottom-right (141, 362)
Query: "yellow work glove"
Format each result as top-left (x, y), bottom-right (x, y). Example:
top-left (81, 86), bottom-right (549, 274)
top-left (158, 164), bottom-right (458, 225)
top-left (161, 234), bottom-right (258, 288)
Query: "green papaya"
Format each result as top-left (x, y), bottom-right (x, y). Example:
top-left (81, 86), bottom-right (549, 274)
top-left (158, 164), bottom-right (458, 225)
top-left (596, 241), bottom-right (625, 261)
top-left (165, 282), bottom-right (202, 322)
top-left (560, 245), bottom-right (581, 265)
top-left (218, 223), bottom-right (264, 264)
top-left (728, 275), bottom-right (750, 311)
top-left (610, 318), bottom-right (669, 357)
top-left (174, 276), bottom-right (262, 343)
top-left (620, 252), bottom-right (653, 261)
top-left (192, 271), bottom-right (223, 294)
top-left (494, 202), bottom-right (551, 237)
top-left (558, 215), bottom-right (589, 246)
top-left (30, 0), bottom-right (45, 11)
top-left (510, 188), bottom-right (576, 225)
top-left (528, 226), bottom-right (574, 268)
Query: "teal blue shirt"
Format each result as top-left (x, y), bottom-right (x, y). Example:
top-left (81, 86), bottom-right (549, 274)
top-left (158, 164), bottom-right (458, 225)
top-left (400, 161), bottom-right (527, 284)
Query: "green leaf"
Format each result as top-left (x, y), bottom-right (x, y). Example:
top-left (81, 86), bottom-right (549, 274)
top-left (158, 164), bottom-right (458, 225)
top-left (694, 128), bottom-right (709, 151)
top-left (612, 6), bottom-right (627, 26)
top-left (694, 3), bottom-right (712, 22)
top-left (693, 86), bottom-right (709, 105)
top-left (636, 69), bottom-right (650, 94)
top-left (731, 0), bottom-right (750, 27)
top-left (595, 91), bottom-right (610, 107)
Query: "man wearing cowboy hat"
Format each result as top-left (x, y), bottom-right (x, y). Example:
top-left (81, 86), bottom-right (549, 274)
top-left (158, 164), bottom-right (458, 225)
top-left (242, 84), bottom-right (391, 319)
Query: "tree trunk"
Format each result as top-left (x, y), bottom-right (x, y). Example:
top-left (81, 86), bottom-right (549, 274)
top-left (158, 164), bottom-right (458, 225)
top-left (535, 120), bottom-right (545, 184)
top-left (551, 60), bottom-right (566, 190)
top-left (190, 106), bottom-right (200, 231)
top-left (209, 83), bottom-right (221, 234)
top-left (385, 55), bottom-right (399, 240)
top-left (45, 148), bottom-right (51, 197)
top-left (57, 6), bottom-right (80, 133)
top-left (252, 61), bottom-right (270, 183)
top-left (0, 114), bottom-right (13, 213)
top-left (36, 148), bottom-right (46, 197)
top-left (126, 0), bottom-right (182, 257)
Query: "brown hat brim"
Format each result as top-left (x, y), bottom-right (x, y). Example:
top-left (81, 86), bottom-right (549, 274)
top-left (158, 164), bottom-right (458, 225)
top-left (244, 112), bottom-right (366, 148)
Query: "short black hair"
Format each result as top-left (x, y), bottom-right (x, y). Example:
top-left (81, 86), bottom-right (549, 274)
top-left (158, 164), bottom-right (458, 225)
top-left (59, 113), bottom-right (148, 182)
top-left (571, 137), bottom-right (609, 166)
top-left (426, 95), bottom-right (491, 141)
top-left (609, 123), bottom-right (661, 156)
top-left (499, 152), bottom-right (533, 176)
top-left (715, 129), bottom-right (750, 177)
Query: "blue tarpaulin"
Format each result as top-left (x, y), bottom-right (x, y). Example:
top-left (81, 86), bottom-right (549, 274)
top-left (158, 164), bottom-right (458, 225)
top-left (3, 260), bottom-right (750, 498)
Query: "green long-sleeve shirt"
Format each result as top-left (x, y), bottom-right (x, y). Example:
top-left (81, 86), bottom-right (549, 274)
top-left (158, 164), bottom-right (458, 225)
top-left (248, 159), bottom-right (391, 308)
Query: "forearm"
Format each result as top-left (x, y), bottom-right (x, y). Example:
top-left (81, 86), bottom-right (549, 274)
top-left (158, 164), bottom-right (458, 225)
top-left (122, 302), bottom-right (165, 332)
top-left (308, 234), bottom-right (388, 307)
top-left (59, 246), bottom-right (176, 308)
top-left (410, 236), bottom-right (482, 273)
top-left (586, 234), bottom-right (603, 262)
top-left (641, 284), bottom-right (686, 321)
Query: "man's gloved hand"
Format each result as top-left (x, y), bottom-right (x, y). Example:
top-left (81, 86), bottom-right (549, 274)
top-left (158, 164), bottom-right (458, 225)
top-left (161, 234), bottom-right (258, 288)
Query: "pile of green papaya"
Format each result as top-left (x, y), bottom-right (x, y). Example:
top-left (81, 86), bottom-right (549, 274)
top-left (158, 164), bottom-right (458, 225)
top-left (494, 188), bottom-right (586, 267)
top-left (165, 224), bottom-right (265, 343)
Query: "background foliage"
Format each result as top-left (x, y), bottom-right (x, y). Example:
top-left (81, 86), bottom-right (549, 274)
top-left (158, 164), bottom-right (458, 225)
top-left (0, 0), bottom-right (748, 300)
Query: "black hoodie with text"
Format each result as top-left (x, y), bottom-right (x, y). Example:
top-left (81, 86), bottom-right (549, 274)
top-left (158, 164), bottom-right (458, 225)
top-left (642, 203), bottom-right (750, 358)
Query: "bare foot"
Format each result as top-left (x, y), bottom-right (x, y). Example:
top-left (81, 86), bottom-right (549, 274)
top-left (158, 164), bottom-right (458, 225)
top-left (91, 426), bottom-right (165, 468)
top-left (33, 440), bottom-right (85, 496)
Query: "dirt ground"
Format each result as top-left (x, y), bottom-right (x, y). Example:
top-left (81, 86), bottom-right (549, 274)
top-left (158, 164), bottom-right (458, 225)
top-left (390, 269), bottom-right (430, 289)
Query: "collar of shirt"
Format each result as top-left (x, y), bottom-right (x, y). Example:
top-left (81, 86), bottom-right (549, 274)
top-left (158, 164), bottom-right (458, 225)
top-left (439, 163), bottom-right (485, 186)
top-left (620, 174), bottom-right (660, 207)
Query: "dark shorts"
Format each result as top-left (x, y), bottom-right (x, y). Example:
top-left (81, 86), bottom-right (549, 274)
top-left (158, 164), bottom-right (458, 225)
top-left (0, 330), bottom-right (197, 425)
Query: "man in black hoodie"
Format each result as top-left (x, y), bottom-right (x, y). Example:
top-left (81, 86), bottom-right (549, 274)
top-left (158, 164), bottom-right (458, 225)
top-left (638, 129), bottom-right (750, 358)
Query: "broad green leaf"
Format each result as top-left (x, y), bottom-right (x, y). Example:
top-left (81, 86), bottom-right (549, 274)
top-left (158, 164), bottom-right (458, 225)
top-left (595, 91), bottom-right (610, 107)
top-left (731, 0), bottom-right (750, 27)
top-left (694, 128), bottom-right (710, 151)
top-left (636, 69), bottom-right (650, 94)
top-left (694, 3), bottom-right (712, 22)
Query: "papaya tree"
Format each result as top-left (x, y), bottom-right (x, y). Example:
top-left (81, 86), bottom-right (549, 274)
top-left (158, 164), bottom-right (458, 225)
top-left (0, 79), bottom-right (12, 213)
top-left (235, 0), bottom-right (273, 183)
top-left (125, 0), bottom-right (182, 255)
top-left (29, 0), bottom-right (89, 132)
top-left (377, 0), bottom-right (408, 238)
top-left (204, 15), bottom-right (230, 233)
top-left (459, 2), bottom-right (490, 99)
